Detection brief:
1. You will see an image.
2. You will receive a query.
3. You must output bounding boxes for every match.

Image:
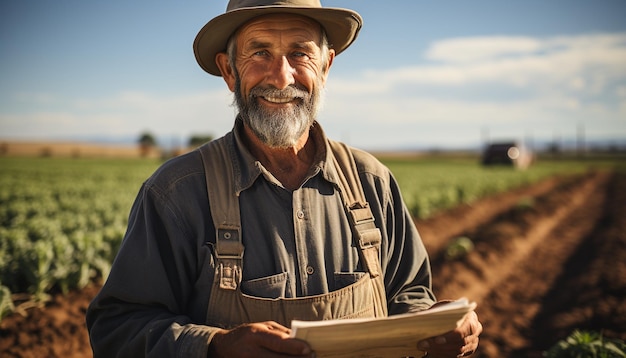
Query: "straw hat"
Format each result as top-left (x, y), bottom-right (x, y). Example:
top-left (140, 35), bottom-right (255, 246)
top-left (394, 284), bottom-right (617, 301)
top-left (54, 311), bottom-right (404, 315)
top-left (193, 0), bottom-right (363, 76)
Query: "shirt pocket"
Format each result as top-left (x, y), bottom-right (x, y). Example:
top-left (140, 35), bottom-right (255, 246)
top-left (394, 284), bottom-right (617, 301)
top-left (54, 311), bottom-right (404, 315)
top-left (334, 272), bottom-right (366, 290)
top-left (241, 272), bottom-right (289, 298)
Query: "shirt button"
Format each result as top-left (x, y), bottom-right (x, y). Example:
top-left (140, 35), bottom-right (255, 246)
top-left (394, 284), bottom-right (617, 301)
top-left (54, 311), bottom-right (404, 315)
top-left (296, 210), bottom-right (305, 219)
top-left (305, 266), bottom-right (315, 275)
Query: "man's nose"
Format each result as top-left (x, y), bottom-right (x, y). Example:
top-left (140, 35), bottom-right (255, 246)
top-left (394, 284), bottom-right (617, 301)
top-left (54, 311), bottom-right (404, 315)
top-left (267, 56), bottom-right (296, 90)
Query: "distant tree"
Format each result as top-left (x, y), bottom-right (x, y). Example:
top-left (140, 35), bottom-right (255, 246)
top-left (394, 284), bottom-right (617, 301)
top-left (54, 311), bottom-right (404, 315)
top-left (138, 132), bottom-right (157, 157)
top-left (188, 134), bottom-right (214, 148)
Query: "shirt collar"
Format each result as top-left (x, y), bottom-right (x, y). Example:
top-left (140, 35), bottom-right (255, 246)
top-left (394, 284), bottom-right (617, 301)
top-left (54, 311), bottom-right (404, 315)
top-left (230, 117), bottom-right (341, 193)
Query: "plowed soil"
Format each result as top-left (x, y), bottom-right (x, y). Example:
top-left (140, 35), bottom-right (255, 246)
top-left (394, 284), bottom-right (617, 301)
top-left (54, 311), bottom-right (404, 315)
top-left (1, 169), bottom-right (625, 357)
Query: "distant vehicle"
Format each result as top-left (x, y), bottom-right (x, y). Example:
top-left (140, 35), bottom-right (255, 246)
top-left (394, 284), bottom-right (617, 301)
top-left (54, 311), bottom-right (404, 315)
top-left (481, 142), bottom-right (533, 169)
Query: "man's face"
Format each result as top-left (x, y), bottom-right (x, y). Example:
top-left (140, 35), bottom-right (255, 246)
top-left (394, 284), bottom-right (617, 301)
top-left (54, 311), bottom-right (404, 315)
top-left (221, 14), bottom-right (334, 148)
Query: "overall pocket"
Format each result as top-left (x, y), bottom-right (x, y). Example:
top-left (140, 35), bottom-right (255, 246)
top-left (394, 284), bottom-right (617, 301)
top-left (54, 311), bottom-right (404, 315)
top-left (240, 272), bottom-right (289, 298)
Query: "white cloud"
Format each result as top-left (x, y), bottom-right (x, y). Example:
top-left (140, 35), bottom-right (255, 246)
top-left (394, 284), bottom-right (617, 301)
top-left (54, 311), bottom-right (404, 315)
top-left (331, 32), bottom-right (626, 91)
top-left (321, 32), bottom-right (626, 149)
top-left (425, 36), bottom-right (542, 63)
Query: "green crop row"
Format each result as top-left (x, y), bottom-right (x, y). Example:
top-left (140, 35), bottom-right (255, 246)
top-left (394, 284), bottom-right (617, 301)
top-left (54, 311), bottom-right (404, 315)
top-left (381, 156), bottom-right (593, 219)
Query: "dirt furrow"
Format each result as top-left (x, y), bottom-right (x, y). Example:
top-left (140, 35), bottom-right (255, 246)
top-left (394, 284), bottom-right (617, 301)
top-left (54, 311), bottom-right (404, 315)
top-left (431, 171), bottom-right (609, 302)
top-left (417, 175), bottom-right (565, 257)
top-left (513, 171), bottom-right (626, 354)
top-left (476, 172), bottom-right (613, 357)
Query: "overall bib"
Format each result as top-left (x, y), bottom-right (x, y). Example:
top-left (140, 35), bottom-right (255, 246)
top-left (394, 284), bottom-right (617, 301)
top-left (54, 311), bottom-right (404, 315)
top-left (199, 135), bottom-right (388, 329)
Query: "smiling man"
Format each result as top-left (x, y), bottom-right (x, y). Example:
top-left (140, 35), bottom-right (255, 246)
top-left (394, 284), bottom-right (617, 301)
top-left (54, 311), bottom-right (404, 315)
top-left (217, 14), bottom-right (330, 191)
top-left (86, 1), bottom-right (482, 357)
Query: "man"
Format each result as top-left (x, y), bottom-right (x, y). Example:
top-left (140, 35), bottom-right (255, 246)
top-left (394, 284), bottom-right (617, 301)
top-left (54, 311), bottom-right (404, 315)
top-left (86, 1), bottom-right (482, 357)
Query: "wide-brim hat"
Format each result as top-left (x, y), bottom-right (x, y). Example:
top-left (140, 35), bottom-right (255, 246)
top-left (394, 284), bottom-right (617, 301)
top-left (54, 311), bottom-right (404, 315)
top-left (193, 0), bottom-right (363, 76)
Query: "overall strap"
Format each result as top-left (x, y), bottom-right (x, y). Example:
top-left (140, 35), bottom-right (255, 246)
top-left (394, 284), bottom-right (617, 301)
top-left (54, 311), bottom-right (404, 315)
top-left (198, 133), bottom-right (244, 291)
top-left (329, 140), bottom-right (383, 278)
top-left (199, 134), bottom-right (383, 291)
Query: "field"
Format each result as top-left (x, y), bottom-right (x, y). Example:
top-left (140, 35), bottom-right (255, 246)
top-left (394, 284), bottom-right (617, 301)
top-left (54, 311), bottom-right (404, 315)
top-left (0, 154), bottom-right (625, 357)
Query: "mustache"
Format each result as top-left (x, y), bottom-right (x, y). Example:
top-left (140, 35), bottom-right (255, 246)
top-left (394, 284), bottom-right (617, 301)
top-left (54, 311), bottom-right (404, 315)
top-left (249, 85), bottom-right (310, 100)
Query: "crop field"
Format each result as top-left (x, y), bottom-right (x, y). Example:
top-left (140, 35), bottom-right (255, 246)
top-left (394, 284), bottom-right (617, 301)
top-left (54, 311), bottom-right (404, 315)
top-left (381, 156), bottom-right (590, 219)
top-left (0, 158), bottom-right (159, 311)
top-left (0, 154), bottom-right (624, 357)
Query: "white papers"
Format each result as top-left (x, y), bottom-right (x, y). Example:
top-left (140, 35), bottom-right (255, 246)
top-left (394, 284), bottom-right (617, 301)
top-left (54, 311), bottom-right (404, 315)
top-left (290, 298), bottom-right (476, 358)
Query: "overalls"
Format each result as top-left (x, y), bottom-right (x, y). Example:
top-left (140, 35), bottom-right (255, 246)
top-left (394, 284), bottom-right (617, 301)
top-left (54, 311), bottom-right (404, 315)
top-left (198, 134), bottom-right (388, 329)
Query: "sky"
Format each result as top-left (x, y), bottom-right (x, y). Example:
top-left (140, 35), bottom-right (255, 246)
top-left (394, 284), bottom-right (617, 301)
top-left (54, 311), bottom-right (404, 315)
top-left (1, 0), bottom-right (625, 151)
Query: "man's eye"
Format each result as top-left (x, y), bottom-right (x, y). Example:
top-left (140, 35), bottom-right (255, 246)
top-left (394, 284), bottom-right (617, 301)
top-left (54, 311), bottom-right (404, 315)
top-left (253, 50), bottom-right (269, 57)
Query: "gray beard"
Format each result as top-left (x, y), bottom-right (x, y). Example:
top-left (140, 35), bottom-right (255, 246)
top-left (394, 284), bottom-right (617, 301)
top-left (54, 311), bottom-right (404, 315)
top-left (234, 77), bottom-right (323, 148)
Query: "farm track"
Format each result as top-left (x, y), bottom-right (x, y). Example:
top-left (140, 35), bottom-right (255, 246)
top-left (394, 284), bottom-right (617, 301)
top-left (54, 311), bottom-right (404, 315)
top-left (1, 169), bottom-right (625, 357)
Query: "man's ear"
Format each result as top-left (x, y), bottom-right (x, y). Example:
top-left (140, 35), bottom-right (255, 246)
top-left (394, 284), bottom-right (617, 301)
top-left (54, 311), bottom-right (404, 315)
top-left (215, 52), bottom-right (236, 92)
top-left (321, 49), bottom-right (336, 85)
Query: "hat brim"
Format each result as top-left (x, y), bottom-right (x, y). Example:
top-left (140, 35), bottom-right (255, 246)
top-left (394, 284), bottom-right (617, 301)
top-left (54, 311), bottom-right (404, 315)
top-left (193, 6), bottom-right (362, 76)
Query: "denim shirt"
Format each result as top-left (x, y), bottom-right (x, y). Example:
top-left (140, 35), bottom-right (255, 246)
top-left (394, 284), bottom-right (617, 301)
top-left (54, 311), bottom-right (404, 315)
top-left (86, 119), bottom-right (435, 357)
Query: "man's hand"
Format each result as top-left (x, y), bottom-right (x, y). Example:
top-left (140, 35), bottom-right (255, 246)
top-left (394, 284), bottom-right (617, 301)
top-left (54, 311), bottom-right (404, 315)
top-left (207, 321), bottom-right (313, 358)
top-left (417, 310), bottom-right (482, 357)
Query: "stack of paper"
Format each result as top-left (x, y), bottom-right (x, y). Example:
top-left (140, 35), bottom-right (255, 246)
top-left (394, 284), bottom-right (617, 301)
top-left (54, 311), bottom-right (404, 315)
top-left (290, 298), bottom-right (476, 358)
